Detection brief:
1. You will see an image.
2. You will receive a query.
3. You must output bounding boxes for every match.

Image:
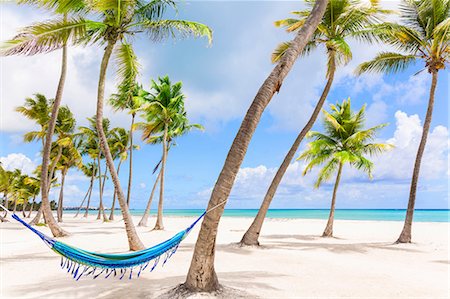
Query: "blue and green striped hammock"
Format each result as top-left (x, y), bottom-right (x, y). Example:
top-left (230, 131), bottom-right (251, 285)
top-left (6, 210), bottom-right (207, 281)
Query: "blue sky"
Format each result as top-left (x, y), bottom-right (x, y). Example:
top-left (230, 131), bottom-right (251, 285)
top-left (0, 1), bottom-right (448, 210)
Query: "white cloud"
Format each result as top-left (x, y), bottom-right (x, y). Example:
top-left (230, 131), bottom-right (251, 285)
top-left (198, 110), bottom-right (449, 205)
top-left (0, 153), bottom-right (37, 175)
top-left (0, 7), bottom-right (132, 133)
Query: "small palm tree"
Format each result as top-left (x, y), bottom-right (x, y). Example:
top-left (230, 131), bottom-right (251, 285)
top-left (24, 175), bottom-right (41, 218)
top-left (138, 76), bottom-right (196, 230)
top-left (74, 162), bottom-right (98, 218)
top-left (110, 84), bottom-right (147, 208)
top-left (298, 99), bottom-right (392, 237)
top-left (356, 0), bottom-right (449, 243)
top-left (138, 106), bottom-right (203, 227)
top-left (108, 127), bottom-right (134, 220)
top-left (240, 0), bottom-right (390, 246)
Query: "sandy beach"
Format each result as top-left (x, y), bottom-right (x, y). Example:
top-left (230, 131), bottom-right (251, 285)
top-left (1, 214), bottom-right (449, 298)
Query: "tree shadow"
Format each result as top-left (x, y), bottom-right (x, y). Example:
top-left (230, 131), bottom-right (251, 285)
top-left (6, 271), bottom-right (278, 299)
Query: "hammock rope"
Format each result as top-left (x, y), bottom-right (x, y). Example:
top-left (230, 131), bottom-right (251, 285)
top-left (0, 200), bottom-right (226, 280)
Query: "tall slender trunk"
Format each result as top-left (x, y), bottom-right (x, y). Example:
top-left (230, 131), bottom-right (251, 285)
top-left (74, 182), bottom-right (93, 218)
top-left (22, 199), bottom-right (27, 217)
top-left (240, 51), bottom-right (336, 246)
top-left (57, 169), bottom-right (67, 222)
top-left (97, 155), bottom-right (108, 221)
top-left (95, 39), bottom-right (144, 251)
top-left (13, 198), bottom-right (18, 213)
top-left (153, 123), bottom-right (168, 230)
top-left (27, 196), bottom-right (36, 218)
top-left (397, 70), bottom-right (438, 243)
top-left (84, 177), bottom-right (94, 218)
top-left (322, 162), bottom-right (343, 237)
top-left (29, 206), bottom-right (42, 225)
top-left (39, 40), bottom-right (69, 237)
top-left (138, 170), bottom-right (162, 227)
top-left (183, 0), bottom-right (328, 291)
top-left (109, 160), bottom-right (122, 221)
top-left (126, 114), bottom-right (135, 207)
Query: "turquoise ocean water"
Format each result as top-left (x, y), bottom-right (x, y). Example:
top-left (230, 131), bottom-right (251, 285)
top-left (71, 209), bottom-right (450, 222)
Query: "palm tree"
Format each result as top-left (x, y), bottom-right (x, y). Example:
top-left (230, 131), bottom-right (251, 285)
top-left (108, 127), bottom-right (133, 220)
top-left (110, 84), bottom-right (147, 207)
top-left (24, 175), bottom-right (41, 218)
top-left (79, 117), bottom-right (111, 222)
top-left (139, 76), bottom-right (202, 230)
top-left (3, 0), bottom-right (212, 251)
top-left (56, 139), bottom-right (83, 222)
top-left (240, 0), bottom-right (389, 246)
top-left (74, 162), bottom-right (98, 218)
top-left (182, 0), bottom-right (329, 292)
top-left (15, 94), bottom-right (52, 225)
top-left (2, 0), bottom-right (86, 237)
top-left (299, 99), bottom-right (391, 237)
top-left (356, 0), bottom-right (449, 243)
top-left (0, 167), bottom-right (21, 220)
top-left (138, 93), bottom-right (203, 228)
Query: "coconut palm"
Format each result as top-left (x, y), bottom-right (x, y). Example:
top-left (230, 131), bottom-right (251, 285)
top-left (108, 127), bottom-right (134, 220)
top-left (74, 162), bottom-right (98, 218)
top-left (55, 138), bottom-right (83, 222)
top-left (138, 101), bottom-right (203, 227)
top-left (138, 76), bottom-right (202, 230)
top-left (299, 99), bottom-right (391, 237)
top-left (5, 0), bottom-right (212, 250)
top-left (182, 0), bottom-right (328, 292)
top-left (79, 117), bottom-right (112, 222)
top-left (110, 84), bottom-right (147, 207)
top-left (24, 175), bottom-right (41, 218)
top-left (1, 0), bottom-right (87, 236)
top-left (240, 0), bottom-right (390, 246)
top-left (357, 0), bottom-right (449, 243)
top-left (0, 167), bottom-right (21, 220)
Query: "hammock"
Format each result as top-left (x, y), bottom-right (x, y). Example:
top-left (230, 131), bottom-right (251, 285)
top-left (2, 204), bottom-right (217, 281)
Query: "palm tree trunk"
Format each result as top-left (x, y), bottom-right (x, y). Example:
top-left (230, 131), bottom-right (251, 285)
top-left (74, 183), bottom-right (92, 218)
top-left (153, 123), bottom-right (168, 230)
top-left (22, 200), bottom-right (27, 217)
top-left (39, 40), bottom-right (69, 237)
top-left (27, 196), bottom-right (36, 218)
top-left (29, 206), bottom-right (42, 225)
top-left (396, 70), bottom-right (439, 243)
top-left (84, 177), bottom-right (94, 218)
top-left (97, 155), bottom-right (108, 221)
top-left (13, 198), bottom-right (18, 213)
top-left (95, 39), bottom-right (144, 251)
top-left (240, 51), bottom-right (336, 246)
top-left (126, 114), bottom-right (135, 207)
top-left (322, 162), bottom-right (343, 237)
top-left (109, 160), bottom-right (122, 221)
top-left (183, 0), bottom-right (328, 291)
top-left (57, 169), bottom-right (67, 222)
top-left (138, 170), bottom-right (161, 227)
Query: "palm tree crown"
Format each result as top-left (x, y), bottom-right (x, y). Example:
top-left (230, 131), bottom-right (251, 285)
top-left (299, 98), bottom-right (392, 187)
top-left (356, 0), bottom-right (449, 75)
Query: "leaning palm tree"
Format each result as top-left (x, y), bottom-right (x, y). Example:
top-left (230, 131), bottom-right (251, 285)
top-left (2, 1), bottom-right (86, 237)
top-left (240, 0), bottom-right (389, 246)
top-left (138, 76), bottom-right (198, 230)
top-left (356, 0), bottom-right (449, 243)
top-left (3, 0), bottom-right (212, 250)
top-left (299, 99), bottom-right (391, 237)
top-left (110, 84), bottom-right (147, 207)
top-left (182, 0), bottom-right (329, 292)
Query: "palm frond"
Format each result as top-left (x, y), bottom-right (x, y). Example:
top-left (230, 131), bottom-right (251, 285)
top-left (355, 52), bottom-right (418, 74)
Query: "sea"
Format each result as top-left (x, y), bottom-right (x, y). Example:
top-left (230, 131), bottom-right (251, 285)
top-left (69, 209), bottom-right (450, 222)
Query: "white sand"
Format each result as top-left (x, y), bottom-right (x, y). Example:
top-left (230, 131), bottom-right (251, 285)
top-left (1, 214), bottom-right (449, 298)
